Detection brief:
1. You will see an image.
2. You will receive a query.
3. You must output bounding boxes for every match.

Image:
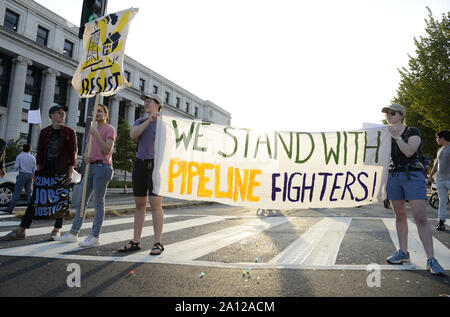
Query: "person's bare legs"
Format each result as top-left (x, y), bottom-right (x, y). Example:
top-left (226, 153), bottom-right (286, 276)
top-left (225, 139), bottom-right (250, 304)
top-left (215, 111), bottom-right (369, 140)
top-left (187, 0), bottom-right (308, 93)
top-left (133, 196), bottom-right (147, 243)
top-left (149, 195), bottom-right (163, 245)
top-left (409, 199), bottom-right (434, 259)
top-left (391, 200), bottom-right (408, 252)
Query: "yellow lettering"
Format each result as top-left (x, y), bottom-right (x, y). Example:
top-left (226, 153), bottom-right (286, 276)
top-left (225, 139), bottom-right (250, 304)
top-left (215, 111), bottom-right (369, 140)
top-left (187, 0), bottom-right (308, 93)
top-left (247, 169), bottom-right (262, 202)
top-left (198, 163), bottom-right (214, 198)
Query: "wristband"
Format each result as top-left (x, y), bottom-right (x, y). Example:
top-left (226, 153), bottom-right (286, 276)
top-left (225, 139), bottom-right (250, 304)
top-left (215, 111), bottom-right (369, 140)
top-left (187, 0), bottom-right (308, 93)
top-left (396, 136), bottom-right (402, 141)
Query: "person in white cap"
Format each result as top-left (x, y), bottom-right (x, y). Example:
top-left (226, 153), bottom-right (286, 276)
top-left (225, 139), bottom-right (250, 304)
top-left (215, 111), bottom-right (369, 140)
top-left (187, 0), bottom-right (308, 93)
top-left (118, 93), bottom-right (165, 255)
top-left (382, 104), bottom-right (445, 276)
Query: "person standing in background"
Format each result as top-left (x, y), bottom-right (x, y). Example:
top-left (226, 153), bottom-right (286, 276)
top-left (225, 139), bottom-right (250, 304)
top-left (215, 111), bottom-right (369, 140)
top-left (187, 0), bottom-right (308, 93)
top-left (0, 144), bottom-right (35, 213)
top-left (428, 129), bottom-right (450, 231)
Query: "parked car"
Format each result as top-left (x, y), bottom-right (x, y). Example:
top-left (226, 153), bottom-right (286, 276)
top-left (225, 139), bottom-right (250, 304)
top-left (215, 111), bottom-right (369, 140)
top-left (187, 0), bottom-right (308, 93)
top-left (0, 162), bottom-right (81, 207)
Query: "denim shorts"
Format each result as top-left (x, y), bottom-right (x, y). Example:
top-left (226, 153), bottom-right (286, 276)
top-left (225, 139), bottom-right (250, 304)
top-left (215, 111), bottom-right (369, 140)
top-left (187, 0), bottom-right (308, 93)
top-left (386, 170), bottom-right (427, 201)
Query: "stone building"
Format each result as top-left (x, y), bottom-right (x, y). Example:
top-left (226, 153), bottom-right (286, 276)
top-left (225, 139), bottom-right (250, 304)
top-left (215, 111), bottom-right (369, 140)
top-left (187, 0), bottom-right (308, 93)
top-left (0, 0), bottom-right (231, 161)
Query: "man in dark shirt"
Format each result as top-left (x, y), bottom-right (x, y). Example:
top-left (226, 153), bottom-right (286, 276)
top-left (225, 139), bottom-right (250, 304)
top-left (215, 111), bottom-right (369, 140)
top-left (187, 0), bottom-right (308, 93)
top-left (1, 105), bottom-right (77, 241)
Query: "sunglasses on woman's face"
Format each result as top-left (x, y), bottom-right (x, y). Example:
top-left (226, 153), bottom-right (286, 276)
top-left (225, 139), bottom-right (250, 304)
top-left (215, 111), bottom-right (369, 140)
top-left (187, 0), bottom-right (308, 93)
top-left (386, 111), bottom-right (398, 116)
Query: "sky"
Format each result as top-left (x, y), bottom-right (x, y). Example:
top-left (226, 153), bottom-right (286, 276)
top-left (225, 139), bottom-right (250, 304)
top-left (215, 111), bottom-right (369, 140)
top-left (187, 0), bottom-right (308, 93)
top-left (35, 0), bottom-right (450, 132)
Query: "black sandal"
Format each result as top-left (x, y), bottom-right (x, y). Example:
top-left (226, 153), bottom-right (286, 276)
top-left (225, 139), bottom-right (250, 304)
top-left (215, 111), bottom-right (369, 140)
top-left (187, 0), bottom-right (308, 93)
top-left (118, 241), bottom-right (141, 253)
top-left (150, 242), bottom-right (164, 255)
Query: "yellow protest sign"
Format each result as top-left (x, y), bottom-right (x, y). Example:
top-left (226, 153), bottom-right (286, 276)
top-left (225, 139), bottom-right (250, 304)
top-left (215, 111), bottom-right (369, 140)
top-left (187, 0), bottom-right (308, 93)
top-left (72, 8), bottom-right (139, 97)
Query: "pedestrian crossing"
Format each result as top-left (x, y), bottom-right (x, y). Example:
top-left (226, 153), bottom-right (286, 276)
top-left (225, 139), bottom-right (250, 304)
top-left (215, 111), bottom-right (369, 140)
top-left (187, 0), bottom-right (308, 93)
top-left (0, 212), bottom-right (448, 271)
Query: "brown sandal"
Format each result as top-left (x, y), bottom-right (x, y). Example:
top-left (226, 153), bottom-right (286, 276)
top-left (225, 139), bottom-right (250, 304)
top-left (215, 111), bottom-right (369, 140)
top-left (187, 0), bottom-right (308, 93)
top-left (118, 241), bottom-right (141, 253)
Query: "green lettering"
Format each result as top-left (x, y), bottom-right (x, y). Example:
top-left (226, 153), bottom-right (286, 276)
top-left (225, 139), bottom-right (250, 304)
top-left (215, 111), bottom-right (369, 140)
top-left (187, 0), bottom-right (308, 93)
top-left (172, 120), bottom-right (195, 150)
top-left (274, 131), bottom-right (293, 159)
top-left (295, 132), bottom-right (314, 164)
top-left (254, 134), bottom-right (272, 159)
top-left (322, 132), bottom-right (341, 164)
top-left (193, 122), bottom-right (210, 152)
top-left (218, 127), bottom-right (238, 158)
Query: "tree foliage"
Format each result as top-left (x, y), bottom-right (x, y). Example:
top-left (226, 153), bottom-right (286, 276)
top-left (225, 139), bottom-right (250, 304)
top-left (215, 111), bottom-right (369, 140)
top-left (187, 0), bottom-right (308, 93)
top-left (392, 8), bottom-right (449, 160)
top-left (112, 119), bottom-right (137, 181)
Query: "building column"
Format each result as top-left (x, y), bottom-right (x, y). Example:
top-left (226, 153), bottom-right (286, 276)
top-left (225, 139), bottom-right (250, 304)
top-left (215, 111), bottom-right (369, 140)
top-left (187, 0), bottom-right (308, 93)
top-left (40, 68), bottom-right (60, 128)
top-left (6, 56), bottom-right (32, 142)
top-left (66, 81), bottom-right (79, 130)
top-left (109, 94), bottom-right (120, 129)
top-left (127, 101), bottom-right (136, 128)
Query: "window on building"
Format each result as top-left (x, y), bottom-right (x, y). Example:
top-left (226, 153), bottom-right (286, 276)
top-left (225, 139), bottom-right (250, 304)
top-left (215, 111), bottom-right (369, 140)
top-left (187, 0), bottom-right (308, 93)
top-left (78, 99), bottom-right (86, 127)
top-left (118, 101), bottom-right (126, 123)
top-left (153, 85), bottom-right (158, 94)
top-left (24, 67), bottom-right (41, 113)
top-left (124, 70), bottom-right (131, 82)
top-left (165, 91), bottom-right (170, 104)
top-left (63, 40), bottom-right (74, 58)
top-left (4, 9), bottom-right (19, 32)
top-left (54, 78), bottom-right (67, 106)
top-left (186, 102), bottom-right (190, 113)
top-left (176, 97), bottom-right (180, 108)
top-left (20, 120), bottom-right (32, 144)
top-left (36, 26), bottom-right (49, 46)
top-left (0, 54), bottom-right (11, 108)
top-left (76, 133), bottom-right (84, 156)
top-left (194, 106), bottom-right (198, 118)
top-left (135, 105), bottom-right (144, 121)
top-left (139, 78), bottom-right (145, 92)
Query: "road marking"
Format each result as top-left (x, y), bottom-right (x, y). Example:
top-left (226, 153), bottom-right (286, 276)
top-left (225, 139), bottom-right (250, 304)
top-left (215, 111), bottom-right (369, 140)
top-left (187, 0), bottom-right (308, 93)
top-left (0, 215), bottom-right (227, 257)
top-left (269, 217), bottom-right (352, 266)
top-left (0, 221), bottom-right (21, 227)
top-left (0, 214), bottom-right (182, 236)
top-left (0, 215), bottom-right (447, 271)
top-left (120, 216), bottom-right (290, 263)
top-left (382, 218), bottom-right (450, 269)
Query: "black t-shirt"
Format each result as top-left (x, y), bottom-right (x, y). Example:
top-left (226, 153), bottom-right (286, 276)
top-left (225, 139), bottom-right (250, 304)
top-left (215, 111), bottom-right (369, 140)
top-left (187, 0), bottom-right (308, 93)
top-left (46, 128), bottom-right (62, 171)
top-left (390, 127), bottom-right (423, 170)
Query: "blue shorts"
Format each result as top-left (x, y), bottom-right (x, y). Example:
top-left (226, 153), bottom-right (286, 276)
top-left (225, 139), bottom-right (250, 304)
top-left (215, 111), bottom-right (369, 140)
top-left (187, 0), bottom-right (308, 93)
top-left (386, 170), bottom-right (427, 201)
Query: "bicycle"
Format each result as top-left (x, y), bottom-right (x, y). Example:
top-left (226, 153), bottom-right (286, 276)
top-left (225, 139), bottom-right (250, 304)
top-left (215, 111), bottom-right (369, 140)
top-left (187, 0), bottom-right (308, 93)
top-left (429, 182), bottom-right (449, 209)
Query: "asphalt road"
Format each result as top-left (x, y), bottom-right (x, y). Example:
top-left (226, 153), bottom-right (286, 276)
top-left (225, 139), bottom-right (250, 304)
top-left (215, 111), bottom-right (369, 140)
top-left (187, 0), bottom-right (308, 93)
top-left (0, 201), bottom-right (448, 303)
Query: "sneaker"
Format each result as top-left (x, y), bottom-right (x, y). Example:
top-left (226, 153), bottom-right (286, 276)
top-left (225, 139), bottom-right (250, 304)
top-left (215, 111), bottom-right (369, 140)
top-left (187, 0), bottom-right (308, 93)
top-left (79, 235), bottom-right (100, 248)
top-left (50, 230), bottom-right (60, 241)
top-left (427, 257), bottom-right (446, 276)
top-left (386, 249), bottom-right (410, 264)
top-left (436, 220), bottom-right (446, 231)
top-left (57, 232), bottom-right (78, 243)
top-left (0, 229), bottom-right (25, 241)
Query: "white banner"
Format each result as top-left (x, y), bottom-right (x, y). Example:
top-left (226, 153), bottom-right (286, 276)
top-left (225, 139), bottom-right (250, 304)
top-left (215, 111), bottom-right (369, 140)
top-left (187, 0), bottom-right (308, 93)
top-left (72, 8), bottom-right (138, 97)
top-left (154, 115), bottom-right (391, 209)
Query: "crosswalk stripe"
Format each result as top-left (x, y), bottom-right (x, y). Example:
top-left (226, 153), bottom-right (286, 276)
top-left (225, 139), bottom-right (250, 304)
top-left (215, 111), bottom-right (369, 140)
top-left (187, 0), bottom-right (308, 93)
top-left (0, 214), bottom-right (180, 236)
top-left (119, 216), bottom-right (290, 263)
top-left (0, 215), bottom-right (227, 257)
top-left (268, 218), bottom-right (330, 265)
top-left (382, 218), bottom-right (450, 269)
top-left (0, 221), bottom-right (21, 227)
top-left (0, 214), bottom-right (447, 271)
top-left (268, 217), bottom-right (352, 265)
top-left (303, 217), bottom-right (352, 265)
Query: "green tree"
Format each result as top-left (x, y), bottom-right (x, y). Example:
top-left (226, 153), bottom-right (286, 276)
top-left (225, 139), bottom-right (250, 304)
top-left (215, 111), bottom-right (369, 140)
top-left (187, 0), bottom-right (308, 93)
top-left (113, 119), bottom-right (137, 181)
top-left (392, 8), bottom-right (450, 161)
top-left (5, 138), bottom-right (26, 163)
